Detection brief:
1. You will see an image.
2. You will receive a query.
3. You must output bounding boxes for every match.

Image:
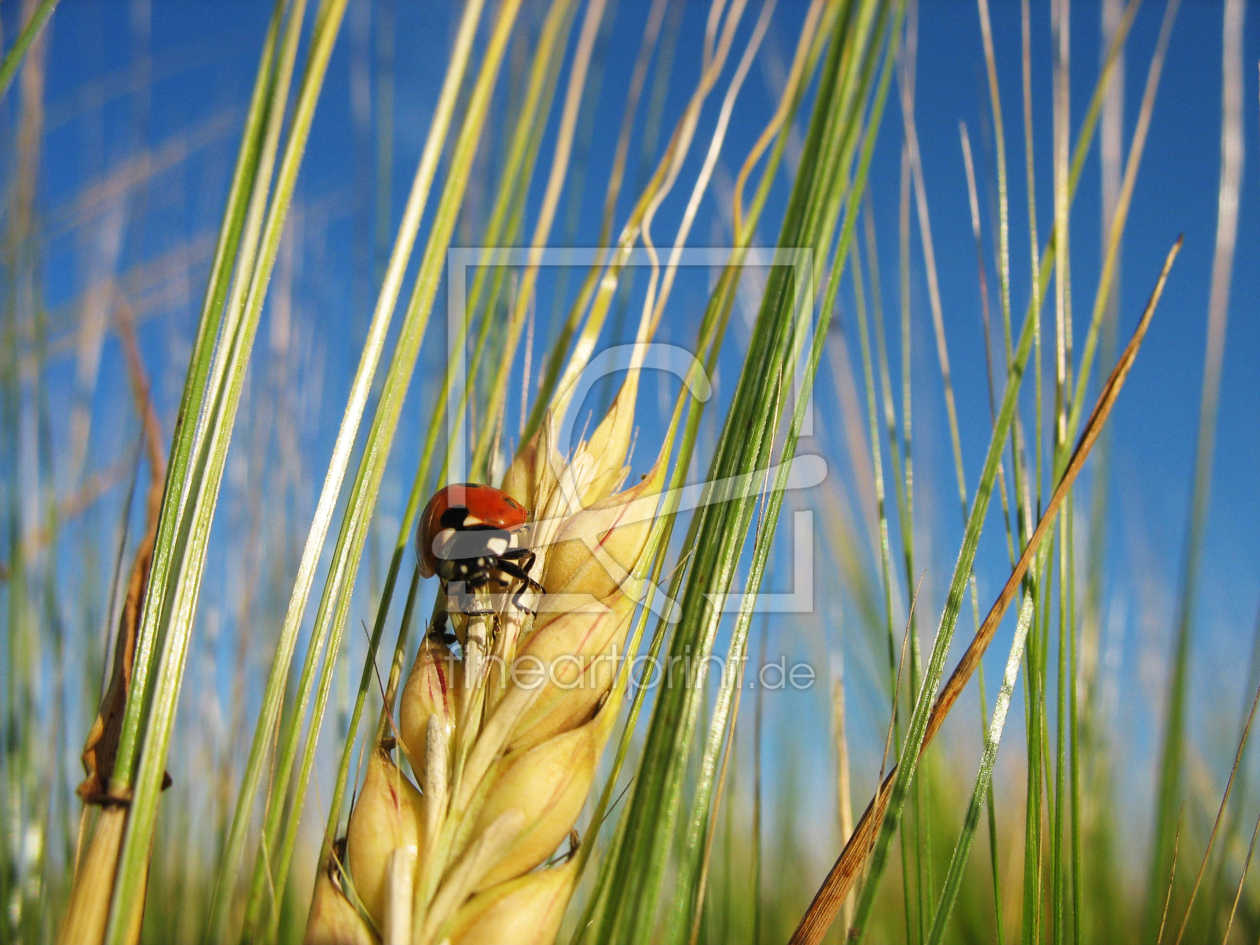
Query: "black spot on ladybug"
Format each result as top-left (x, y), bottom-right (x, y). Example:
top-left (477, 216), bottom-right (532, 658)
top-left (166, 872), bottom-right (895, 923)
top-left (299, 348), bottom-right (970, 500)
top-left (439, 506), bottom-right (469, 529)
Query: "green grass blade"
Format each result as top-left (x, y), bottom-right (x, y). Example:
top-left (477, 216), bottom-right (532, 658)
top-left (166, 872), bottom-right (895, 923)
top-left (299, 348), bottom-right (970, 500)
top-left (103, 1), bottom-right (349, 939)
top-left (596, 5), bottom-right (896, 938)
top-left (0, 0), bottom-right (59, 100)
top-left (671, 20), bottom-right (900, 937)
top-left (107, 0), bottom-right (292, 802)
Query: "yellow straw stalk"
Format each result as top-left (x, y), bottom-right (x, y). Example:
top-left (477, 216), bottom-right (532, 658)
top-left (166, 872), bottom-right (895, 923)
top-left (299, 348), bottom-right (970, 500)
top-left (57, 808), bottom-right (139, 945)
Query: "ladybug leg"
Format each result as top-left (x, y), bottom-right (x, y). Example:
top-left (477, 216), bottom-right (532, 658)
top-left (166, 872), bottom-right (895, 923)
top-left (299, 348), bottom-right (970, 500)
top-left (497, 549), bottom-right (546, 595)
top-left (493, 556), bottom-right (546, 617)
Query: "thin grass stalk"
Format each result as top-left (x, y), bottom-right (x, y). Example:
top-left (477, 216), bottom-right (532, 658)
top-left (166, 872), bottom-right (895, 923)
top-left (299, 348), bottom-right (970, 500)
top-left (851, 216), bottom-right (904, 730)
top-left (977, 11), bottom-right (1041, 770)
top-left (893, 23), bottom-right (931, 937)
top-left (1018, 0), bottom-right (1044, 540)
top-left (1049, 1), bottom-right (1072, 937)
top-left (863, 174), bottom-right (926, 937)
top-left (896, 6), bottom-right (965, 533)
top-left (1021, 56), bottom-right (1055, 880)
top-left (753, 625), bottom-right (766, 945)
top-left (1066, 493), bottom-right (1081, 945)
top-left (1086, 1), bottom-right (1126, 836)
top-left (1221, 810), bottom-right (1260, 944)
top-left (959, 122), bottom-right (1017, 565)
top-left (1023, 572), bottom-right (1046, 944)
top-left (1156, 809), bottom-right (1185, 945)
top-left (959, 120), bottom-right (1008, 944)
top-left (856, 189), bottom-right (918, 941)
top-left (1060, 0), bottom-right (1179, 467)
top-left (686, 618), bottom-right (753, 945)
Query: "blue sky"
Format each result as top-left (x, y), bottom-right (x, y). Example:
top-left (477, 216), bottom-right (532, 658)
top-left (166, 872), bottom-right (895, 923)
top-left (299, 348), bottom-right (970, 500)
top-left (9, 0), bottom-right (1260, 872)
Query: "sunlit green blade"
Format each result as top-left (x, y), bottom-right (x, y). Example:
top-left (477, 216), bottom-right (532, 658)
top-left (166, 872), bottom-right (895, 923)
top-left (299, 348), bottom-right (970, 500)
top-left (103, 1), bottom-right (350, 940)
top-left (0, 0), bottom-right (60, 99)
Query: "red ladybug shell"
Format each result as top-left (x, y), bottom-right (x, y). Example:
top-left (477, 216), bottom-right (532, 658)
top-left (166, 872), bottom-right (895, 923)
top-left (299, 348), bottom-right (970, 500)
top-left (417, 483), bottom-right (529, 578)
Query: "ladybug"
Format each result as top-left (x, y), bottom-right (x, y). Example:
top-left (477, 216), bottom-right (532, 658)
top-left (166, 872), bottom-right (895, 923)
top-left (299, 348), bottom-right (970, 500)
top-left (417, 483), bottom-right (544, 619)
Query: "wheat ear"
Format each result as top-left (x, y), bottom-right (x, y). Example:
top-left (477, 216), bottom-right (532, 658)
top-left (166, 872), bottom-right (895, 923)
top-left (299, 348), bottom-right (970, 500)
top-left (306, 377), bottom-right (659, 945)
